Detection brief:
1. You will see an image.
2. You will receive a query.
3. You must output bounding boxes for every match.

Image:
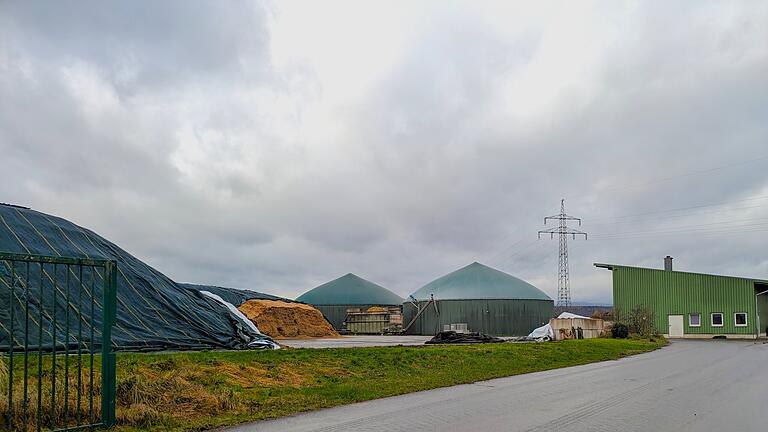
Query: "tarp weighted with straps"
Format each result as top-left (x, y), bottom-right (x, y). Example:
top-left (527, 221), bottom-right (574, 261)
top-left (0, 203), bottom-right (277, 351)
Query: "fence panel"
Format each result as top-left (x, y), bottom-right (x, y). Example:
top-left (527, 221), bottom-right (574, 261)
top-left (1, 253), bottom-right (116, 431)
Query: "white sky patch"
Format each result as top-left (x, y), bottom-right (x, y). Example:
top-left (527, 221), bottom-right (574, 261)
top-left (268, 2), bottom-right (422, 106)
top-left (1, 1), bottom-right (767, 303)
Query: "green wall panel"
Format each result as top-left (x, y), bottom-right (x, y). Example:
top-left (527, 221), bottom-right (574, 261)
top-left (402, 299), bottom-right (553, 336)
top-left (610, 266), bottom-right (761, 336)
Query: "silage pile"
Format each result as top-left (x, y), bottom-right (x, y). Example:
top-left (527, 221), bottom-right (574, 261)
top-left (0, 203), bottom-right (275, 351)
top-left (238, 300), bottom-right (339, 339)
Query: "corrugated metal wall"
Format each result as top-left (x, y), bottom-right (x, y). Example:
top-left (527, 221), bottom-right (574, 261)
top-left (402, 299), bottom-right (553, 336)
top-left (611, 266), bottom-right (759, 336)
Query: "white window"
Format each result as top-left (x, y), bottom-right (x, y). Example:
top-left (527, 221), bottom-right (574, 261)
top-left (711, 313), bottom-right (724, 327)
top-left (735, 312), bottom-right (747, 327)
top-left (689, 313), bottom-right (701, 327)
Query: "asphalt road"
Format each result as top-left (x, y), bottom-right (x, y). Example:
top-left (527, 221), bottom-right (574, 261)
top-left (227, 340), bottom-right (768, 432)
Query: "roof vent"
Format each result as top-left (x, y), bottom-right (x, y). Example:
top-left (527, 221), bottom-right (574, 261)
top-left (664, 256), bottom-right (673, 271)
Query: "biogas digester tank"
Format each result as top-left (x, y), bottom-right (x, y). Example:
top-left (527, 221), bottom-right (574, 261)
top-left (297, 273), bottom-right (404, 330)
top-left (404, 262), bottom-right (553, 336)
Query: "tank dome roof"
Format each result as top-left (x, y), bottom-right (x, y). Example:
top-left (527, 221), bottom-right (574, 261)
top-left (297, 273), bottom-right (403, 305)
top-left (410, 262), bottom-right (551, 301)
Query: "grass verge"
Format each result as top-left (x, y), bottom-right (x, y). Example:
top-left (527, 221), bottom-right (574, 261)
top-left (2, 338), bottom-right (665, 431)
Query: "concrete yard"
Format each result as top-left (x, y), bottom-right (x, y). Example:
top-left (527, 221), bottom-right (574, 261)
top-left (279, 335), bottom-right (432, 348)
top-left (227, 340), bottom-right (768, 431)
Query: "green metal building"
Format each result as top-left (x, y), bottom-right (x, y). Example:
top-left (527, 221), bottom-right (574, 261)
top-left (403, 262), bottom-right (553, 336)
top-left (296, 273), bottom-right (404, 330)
top-left (596, 257), bottom-right (768, 339)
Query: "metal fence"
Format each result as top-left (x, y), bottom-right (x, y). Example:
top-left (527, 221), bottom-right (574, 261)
top-left (1, 253), bottom-right (117, 431)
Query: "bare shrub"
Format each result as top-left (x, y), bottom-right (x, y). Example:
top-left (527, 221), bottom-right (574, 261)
top-left (628, 305), bottom-right (657, 337)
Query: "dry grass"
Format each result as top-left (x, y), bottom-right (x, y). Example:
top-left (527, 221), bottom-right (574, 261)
top-left (1, 356), bottom-right (101, 431)
top-left (1, 338), bottom-right (666, 431)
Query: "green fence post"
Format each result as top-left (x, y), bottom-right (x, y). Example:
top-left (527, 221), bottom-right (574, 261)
top-left (7, 261), bottom-right (15, 430)
top-left (100, 261), bottom-right (117, 428)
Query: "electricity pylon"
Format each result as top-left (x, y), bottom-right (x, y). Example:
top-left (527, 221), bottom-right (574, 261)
top-left (538, 199), bottom-right (587, 307)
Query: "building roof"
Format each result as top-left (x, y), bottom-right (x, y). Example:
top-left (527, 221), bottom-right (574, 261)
top-left (409, 262), bottom-right (552, 301)
top-left (296, 273), bottom-right (404, 305)
top-left (594, 262), bottom-right (768, 284)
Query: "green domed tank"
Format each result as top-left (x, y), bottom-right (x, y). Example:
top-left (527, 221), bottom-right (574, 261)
top-left (297, 273), bottom-right (403, 330)
top-left (404, 262), bottom-right (553, 336)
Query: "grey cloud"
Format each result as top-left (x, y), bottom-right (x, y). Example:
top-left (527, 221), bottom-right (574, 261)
top-left (1, 1), bottom-right (767, 304)
top-left (1, 1), bottom-right (271, 92)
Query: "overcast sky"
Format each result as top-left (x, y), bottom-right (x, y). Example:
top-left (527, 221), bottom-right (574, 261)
top-left (2, 1), bottom-right (767, 303)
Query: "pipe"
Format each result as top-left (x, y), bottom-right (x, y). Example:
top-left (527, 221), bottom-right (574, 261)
top-left (402, 295), bottom-right (433, 333)
top-left (755, 289), bottom-right (768, 338)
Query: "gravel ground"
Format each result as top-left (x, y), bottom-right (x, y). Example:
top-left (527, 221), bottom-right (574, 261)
top-left (225, 340), bottom-right (768, 432)
top-left (279, 335), bottom-right (432, 348)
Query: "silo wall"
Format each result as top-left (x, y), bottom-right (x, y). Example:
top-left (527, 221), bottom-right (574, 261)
top-left (402, 299), bottom-right (553, 336)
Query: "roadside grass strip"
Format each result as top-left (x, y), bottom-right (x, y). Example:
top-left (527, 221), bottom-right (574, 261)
top-left (1, 338), bottom-right (665, 431)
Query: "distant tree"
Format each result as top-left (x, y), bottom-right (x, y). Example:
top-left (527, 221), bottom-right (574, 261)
top-left (591, 309), bottom-right (614, 320)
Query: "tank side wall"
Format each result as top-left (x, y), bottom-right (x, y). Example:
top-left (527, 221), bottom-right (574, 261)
top-left (403, 299), bottom-right (553, 336)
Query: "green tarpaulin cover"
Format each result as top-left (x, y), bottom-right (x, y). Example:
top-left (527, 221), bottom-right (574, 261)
top-left (0, 203), bottom-right (277, 351)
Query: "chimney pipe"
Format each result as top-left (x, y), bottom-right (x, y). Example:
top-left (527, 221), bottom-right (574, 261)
top-left (664, 256), bottom-right (673, 271)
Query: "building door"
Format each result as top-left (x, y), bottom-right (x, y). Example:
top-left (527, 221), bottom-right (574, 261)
top-left (668, 315), bottom-right (684, 337)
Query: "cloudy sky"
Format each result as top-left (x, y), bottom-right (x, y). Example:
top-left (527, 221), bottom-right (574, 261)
top-left (1, 1), bottom-right (767, 303)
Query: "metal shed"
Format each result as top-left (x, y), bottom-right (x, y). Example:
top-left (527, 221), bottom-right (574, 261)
top-left (596, 257), bottom-right (768, 339)
top-left (296, 273), bottom-right (404, 330)
top-left (403, 262), bottom-right (553, 336)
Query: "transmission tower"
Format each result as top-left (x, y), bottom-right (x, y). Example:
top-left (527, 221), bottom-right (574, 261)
top-left (538, 199), bottom-right (587, 307)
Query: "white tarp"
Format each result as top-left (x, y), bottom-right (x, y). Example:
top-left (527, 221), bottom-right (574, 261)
top-left (555, 312), bottom-right (589, 320)
top-left (526, 312), bottom-right (590, 340)
top-left (201, 290), bottom-right (281, 349)
top-left (527, 323), bottom-right (554, 340)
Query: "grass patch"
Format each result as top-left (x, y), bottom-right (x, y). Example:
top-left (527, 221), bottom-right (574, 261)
top-left (2, 338), bottom-right (665, 431)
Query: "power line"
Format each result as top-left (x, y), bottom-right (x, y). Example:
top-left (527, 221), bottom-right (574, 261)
top-left (483, 204), bottom-right (561, 264)
top-left (591, 217), bottom-right (768, 238)
top-left (484, 237), bottom-right (527, 264)
top-left (591, 224), bottom-right (768, 240)
top-left (506, 248), bottom-right (557, 282)
top-left (574, 154), bottom-right (768, 198)
top-left (590, 228), bottom-right (768, 241)
top-left (593, 227), bottom-right (768, 239)
top-left (487, 238), bottom-right (540, 267)
top-left (588, 203), bottom-right (768, 227)
top-left (588, 195), bottom-right (768, 222)
top-left (491, 239), bottom-right (546, 269)
top-left (592, 218), bottom-right (768, 235)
